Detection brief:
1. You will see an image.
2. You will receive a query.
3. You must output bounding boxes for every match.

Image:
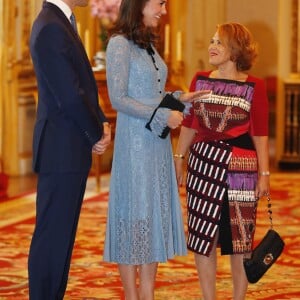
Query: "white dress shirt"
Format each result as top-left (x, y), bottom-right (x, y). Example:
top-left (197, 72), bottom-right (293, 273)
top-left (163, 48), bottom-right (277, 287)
top-left (46, 0), bottom-right (72, 21)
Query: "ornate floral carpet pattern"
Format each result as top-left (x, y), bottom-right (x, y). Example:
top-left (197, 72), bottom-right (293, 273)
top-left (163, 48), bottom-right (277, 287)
top-left (0, 172), bottom-right (299, 300)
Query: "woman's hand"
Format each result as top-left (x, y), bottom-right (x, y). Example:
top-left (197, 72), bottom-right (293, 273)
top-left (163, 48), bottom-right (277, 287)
top-left (255, 175), bottom-right (270, 198)
top-left (252, 136), bottom-right (270, 199)
top-left (167, 110), bottom-right (183, 129)
top-left (179, 90), bottom-right (211, 102)
top-left (174, 158), bottom-right (184, 187)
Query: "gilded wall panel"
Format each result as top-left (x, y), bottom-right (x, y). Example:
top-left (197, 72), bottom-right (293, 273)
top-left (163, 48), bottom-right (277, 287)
top-left (1, 0), bottom-right (37, 175)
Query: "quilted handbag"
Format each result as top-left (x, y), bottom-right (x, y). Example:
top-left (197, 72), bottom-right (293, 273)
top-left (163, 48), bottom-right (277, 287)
top-left (243, 196), bottom-right (285, 283)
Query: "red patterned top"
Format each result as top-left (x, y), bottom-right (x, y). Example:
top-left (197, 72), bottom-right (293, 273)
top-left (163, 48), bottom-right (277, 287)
top-left (182, 71), bottom-right (269, 143)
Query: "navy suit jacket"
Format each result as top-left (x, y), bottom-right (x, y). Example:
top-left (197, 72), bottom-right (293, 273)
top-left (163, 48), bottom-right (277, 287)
top-left (30, 2), bottom-right (107, 173)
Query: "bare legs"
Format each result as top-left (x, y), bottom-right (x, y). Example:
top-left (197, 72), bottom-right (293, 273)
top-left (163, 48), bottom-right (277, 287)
top-left (230, 254), bottom-right (248, 300)
top-left (194, 233), bottom-right (218, 300)
top-left (194, 233), bottom-right (248, 300)
top-left (139, 263), bottom-right (158, 299)
top-left (118, 264), bottom-right (139, 300)
top-left (118, 262), bottom-right (158, 300)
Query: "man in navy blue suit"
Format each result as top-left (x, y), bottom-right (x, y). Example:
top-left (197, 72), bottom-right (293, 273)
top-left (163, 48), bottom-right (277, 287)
top-left (28, 0), bottom-right (111, 299)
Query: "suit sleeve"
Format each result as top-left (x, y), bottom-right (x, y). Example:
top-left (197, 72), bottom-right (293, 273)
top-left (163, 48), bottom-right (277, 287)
top-left (32, 23), bottom-right (104, 146)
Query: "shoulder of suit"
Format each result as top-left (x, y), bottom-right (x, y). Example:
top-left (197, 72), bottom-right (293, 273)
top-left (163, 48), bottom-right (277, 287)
top-left (45, 0), bottom-right (72, 20)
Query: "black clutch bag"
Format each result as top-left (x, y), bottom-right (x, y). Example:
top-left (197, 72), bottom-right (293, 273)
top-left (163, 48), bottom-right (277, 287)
top-left (243, 196), bottom-right (285, 284)
top-left (145, 93), bottom-right (185, 139)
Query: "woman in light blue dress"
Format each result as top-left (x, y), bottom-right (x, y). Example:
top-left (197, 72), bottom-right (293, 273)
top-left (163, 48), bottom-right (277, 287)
top-left (103, 0), bottom-right (207, 298)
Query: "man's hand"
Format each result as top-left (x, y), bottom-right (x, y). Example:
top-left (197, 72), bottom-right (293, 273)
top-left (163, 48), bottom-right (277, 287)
top-left (92, 122), bottom-right (111, 155)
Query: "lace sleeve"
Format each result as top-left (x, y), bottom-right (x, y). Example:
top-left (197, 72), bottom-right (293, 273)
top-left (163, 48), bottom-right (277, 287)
top-left (106, 36), bottom-right (168, 122)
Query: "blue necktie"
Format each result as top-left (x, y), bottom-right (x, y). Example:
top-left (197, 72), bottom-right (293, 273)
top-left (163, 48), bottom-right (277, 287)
top-left (70, 13), bottom-right (78, 34)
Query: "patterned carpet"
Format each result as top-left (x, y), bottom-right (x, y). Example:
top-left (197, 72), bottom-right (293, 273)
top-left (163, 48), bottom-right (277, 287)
top-left (0, 172), bottom-right (299, 300)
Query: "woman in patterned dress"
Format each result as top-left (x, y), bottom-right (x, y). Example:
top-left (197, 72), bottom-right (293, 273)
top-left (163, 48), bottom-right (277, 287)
top-left (103, 0), bottom-right (208, 299)
top-left (174, 23), bottom-right (270, 300)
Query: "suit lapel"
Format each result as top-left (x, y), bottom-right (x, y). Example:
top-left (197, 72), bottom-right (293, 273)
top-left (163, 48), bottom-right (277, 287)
top-left (43, 2), bottom-right (98, 93)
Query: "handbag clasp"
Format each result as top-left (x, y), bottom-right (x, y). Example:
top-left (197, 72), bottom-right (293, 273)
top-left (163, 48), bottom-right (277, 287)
top-left (263, 253), bottom-right (274, 265)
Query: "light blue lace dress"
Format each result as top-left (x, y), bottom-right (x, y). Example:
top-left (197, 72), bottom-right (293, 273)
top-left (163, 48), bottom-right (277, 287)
top-left (103, 35), bottom-right (187, 264)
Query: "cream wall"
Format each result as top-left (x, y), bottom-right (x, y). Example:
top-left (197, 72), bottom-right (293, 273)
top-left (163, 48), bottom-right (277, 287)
top-left (184, 0), bottom-right (226, 86)
top-left (182, 0), bottom-right (279, 85)
top-left (226, 0), bottom-right (278, 78)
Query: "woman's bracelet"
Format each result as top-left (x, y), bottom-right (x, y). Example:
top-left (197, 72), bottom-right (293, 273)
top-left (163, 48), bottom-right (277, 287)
top-left (259, 171), bottom-right (270, 176)
top-left (173, 154), bottom-right (185, 159)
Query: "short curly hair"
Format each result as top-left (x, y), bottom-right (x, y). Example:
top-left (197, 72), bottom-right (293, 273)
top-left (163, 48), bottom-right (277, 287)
top-left (217, 22), bottom-right (258, 71)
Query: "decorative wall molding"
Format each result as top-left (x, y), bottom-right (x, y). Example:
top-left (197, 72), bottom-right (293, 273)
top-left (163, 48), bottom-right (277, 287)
top-left (0, 1), bottom-right (37, 175)
top-left (291, 0), bottom-right (300, 73)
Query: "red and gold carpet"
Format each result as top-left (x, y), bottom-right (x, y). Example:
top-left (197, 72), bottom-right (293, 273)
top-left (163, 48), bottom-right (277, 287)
top-left (0, 172), bottom-right (299, 299)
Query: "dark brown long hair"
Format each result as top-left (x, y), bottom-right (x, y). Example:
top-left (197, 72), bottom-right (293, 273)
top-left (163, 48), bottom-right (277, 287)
top-left (108, 0), bottom-right (158, 49)
top-left (217, 22), bottom-right (258, 71)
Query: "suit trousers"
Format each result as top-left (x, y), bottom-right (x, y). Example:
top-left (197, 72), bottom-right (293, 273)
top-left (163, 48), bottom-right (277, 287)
top-left (28, 171), bottom-right (89, 300)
